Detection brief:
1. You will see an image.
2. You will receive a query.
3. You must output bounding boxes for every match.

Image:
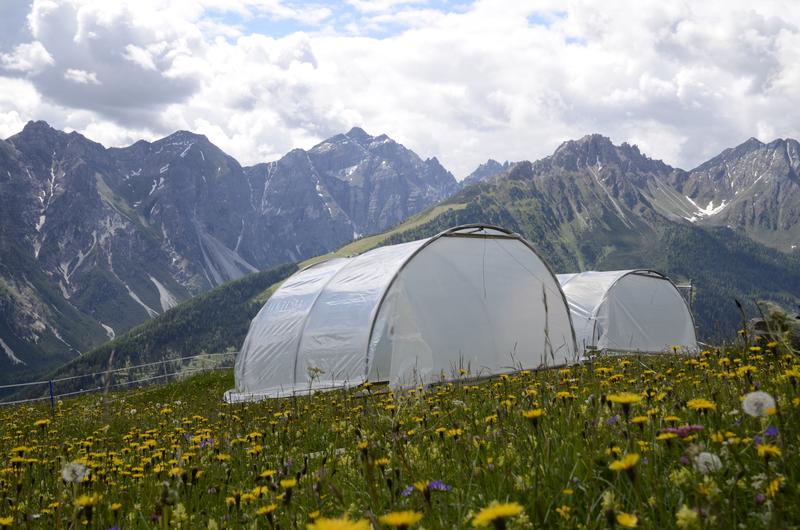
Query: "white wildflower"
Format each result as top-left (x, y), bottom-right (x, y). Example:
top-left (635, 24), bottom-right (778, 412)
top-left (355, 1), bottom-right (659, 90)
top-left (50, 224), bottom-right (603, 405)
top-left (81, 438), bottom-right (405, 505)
top-left (742, 391), bottom-right (776, 417)
top-left (60, 461), bottom-right (89, 483)
top-left (693, 452), bottom-right (722, 474)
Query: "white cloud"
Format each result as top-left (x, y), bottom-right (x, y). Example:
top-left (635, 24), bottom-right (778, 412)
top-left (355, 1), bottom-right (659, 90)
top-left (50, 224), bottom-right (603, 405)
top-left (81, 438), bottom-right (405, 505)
top-left (64, 68), bottom-right (100, 84)
top-left (122, 44), bottom-right (157, 70)
top-left (1, 0), bottom-right (799, 178)
top-left (0, 77), bottom-right (43, 139)
top-left (0, 41), bottom-right (54, 73)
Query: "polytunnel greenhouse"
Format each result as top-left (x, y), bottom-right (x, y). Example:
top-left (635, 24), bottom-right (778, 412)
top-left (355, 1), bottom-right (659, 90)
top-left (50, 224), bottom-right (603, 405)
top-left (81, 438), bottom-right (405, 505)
top-left (557, 270), bottom-right (698, 356)
top-left (226, 225), bottom-right (578, 401)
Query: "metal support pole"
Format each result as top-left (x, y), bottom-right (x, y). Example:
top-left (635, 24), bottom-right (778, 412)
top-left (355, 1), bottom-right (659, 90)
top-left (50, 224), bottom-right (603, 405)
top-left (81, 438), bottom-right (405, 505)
top-left (49, 380), bottom-right (55, 411)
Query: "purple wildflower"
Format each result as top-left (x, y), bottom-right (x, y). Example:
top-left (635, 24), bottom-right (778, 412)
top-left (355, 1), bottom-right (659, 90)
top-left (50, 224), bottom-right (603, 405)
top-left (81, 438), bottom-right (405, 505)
top-left (606, 415), bottom-right (619, 425)
top-left (765, 425), bottom-right (779, 437)
top-left (659, 424), bottom-right (704, 438)
top-left (753, 435), bottom-right (763, 446)
top-left (755, 493), bottom-right (766, 505)
top-left (428, 480), bottom-right (452, 492)
top-left (401, 486), bottom-right (414, 497)
top-left (679, 456), bottom-right (690, 466)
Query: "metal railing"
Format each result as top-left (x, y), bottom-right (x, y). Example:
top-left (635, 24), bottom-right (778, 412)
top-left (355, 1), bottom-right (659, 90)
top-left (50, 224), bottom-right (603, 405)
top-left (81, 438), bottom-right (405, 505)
top-left (0, 352), bottom-right (236, 408)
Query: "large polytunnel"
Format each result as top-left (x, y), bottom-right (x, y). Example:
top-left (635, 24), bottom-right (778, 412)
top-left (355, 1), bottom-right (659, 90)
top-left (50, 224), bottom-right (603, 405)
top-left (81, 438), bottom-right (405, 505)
top-left (225, 225), bottom-right (578, 401)
top-left (557, 270), bottom-right (698, 356)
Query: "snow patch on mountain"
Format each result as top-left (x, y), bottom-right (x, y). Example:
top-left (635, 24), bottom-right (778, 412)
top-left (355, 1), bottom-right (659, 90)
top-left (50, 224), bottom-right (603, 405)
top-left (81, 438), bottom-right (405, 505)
top-left (684, 196), bottom-right (728, 223)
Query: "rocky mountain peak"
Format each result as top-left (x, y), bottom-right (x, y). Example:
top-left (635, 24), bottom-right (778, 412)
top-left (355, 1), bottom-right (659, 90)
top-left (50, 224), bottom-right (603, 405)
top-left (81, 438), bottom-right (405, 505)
top-left (344, 126), bottom-right (373, 144)
top-left (462, 159), bottom-right (514, 187)
top-left (21, 119), bottom-right (57, 134)
top-left (10, 120), bottom-right (65, 144)
top-left (159, 130), bottom-right (209, 144)
top-left (549, 134), bottom-right (670, 177)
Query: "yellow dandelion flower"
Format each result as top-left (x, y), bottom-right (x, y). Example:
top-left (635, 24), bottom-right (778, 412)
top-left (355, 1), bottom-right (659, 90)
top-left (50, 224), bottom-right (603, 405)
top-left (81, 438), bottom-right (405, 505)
top-left (555, 505), bottom-right (571, 519)
top-left (75, 494), bottom-right (101, 508)
top-left (256, 503), bottom-right (278, 516)
top-left (471, 502), bottom-right (524, 527)
top-left (766, 477), bottom-right (784, 498)
top-left (616, 512), bottom-right (638, 528)
top-left (378, 510), bottom-right (424, 528)
top-left (686, 399), bottom-right (716, 412)
top-left (756, 444), bottom-right (781, 458)
top-left (0, 516), bottom-right (14, 527)
top-left (607, 393), bottom-right (642, 405)
top-left (521, 409), bottom-right (545, 420)
top-left (306, 516), bottom-right (371, 530)
top-left (280, 478), bottom-right (297, 489)
top-left (110, 503), bottom-right (122, 512)
top-left (609, 453), bottom-right (640, 472)
top-left (412, 481), bottom-right (429, 492)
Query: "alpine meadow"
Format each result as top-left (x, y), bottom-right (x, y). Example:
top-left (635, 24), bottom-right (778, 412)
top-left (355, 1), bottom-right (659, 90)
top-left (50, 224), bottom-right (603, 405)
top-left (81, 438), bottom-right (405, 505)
top-left (1, 1), bottom-right (800, 529)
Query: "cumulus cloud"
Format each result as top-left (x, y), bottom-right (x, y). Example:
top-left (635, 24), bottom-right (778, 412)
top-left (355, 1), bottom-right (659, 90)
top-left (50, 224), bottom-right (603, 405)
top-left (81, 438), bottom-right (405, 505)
top-left (63, 68), bottom-right (100, 84)
top-left (0, 41), bottom-right (54, 73)
top-left (0, 0), bottom-right (799, 177)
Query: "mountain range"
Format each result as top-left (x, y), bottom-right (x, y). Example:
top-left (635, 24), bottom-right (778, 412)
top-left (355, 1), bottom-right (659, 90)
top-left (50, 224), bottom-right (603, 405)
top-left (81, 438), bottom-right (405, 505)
top-left (1, 123), bottom-right (799, 384)
top-left (0, 122), bottom-right (456, 382)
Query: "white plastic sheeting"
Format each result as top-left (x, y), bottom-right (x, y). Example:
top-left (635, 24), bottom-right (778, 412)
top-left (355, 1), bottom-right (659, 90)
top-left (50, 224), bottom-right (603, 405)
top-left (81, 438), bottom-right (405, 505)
top-left (557, 270), bottom-right (698, 356)
top-left (226, 226), bottom-right (577, 401)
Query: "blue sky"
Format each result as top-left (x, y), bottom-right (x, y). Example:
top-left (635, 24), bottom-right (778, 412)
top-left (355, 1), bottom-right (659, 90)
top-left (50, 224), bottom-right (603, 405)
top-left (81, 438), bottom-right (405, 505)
top-left (213, 0), bottom-right (477, 39)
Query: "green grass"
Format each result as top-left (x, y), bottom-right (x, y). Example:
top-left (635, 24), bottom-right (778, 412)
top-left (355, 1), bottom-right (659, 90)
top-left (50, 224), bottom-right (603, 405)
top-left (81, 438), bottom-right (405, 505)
top-left (1, 342), bottom-right (798, 528)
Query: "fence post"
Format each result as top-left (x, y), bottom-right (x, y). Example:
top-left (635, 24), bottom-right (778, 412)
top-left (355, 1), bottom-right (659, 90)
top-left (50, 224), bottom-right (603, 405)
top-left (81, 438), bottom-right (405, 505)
top-left (49, 380), bottom-right (55, 411)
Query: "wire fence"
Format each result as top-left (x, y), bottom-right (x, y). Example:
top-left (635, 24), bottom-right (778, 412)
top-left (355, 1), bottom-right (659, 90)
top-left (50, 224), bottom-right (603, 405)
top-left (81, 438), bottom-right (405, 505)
top-left (0, 352), bottom-right (236, 408)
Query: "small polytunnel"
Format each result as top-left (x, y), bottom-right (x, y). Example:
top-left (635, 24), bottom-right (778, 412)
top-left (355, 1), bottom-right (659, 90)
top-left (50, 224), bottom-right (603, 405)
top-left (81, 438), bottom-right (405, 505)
top-left (556, 270), bottom-right (698, 356)
top-left (225, 225), bottom-right (578, 401)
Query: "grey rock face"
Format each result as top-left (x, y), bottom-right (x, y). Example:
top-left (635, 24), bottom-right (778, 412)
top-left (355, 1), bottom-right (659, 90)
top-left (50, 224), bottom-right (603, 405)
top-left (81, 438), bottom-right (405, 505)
top-left (674, 138), bottom-right (800, 251)
top-left (462, 159), bottom-right (514, 187)
top-left (0, 122), bottom-right (457, 379)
